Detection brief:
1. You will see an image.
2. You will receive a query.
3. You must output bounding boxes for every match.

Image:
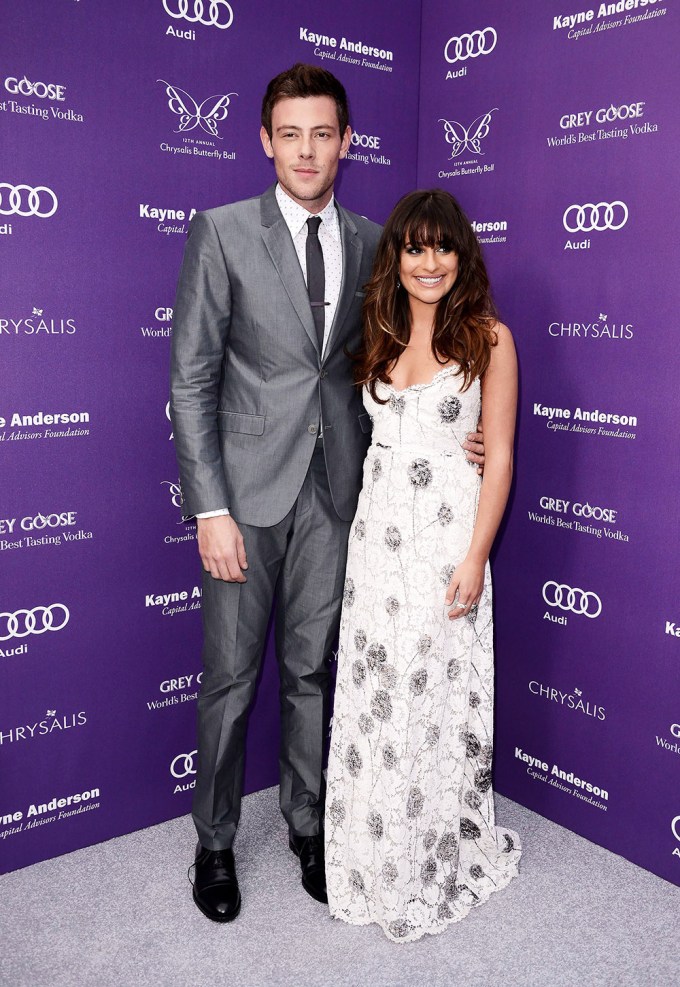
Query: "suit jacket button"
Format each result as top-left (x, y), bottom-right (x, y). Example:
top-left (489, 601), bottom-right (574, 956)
top-left (319, 370), bottom-right (328, 379)
top-left (308, 424), bottom-right (318, 434)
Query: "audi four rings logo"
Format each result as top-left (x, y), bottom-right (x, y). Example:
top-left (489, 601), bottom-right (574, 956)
top-left (171, 751), bottom-right (197, 778)
top-left (0, 604), bottom-right (70, 641)
top-left (563, 201), bottom-right (628, 233)
top-left (0, 183), bottom-right (58, 219)
top-left (444, 28), bottom-right (497, 63)
top-left (162, 0), bottom-right (234, 29)
top-left (542, 582), bottom-right (602, 619)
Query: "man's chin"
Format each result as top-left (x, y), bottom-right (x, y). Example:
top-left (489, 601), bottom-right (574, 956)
top-left (280, 177), bottom-right (333, 207)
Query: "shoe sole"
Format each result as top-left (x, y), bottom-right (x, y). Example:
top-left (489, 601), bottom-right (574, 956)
top-left (289, 839), bottom-right (328, 905)
top-left (192, 886), bottom-right (242, 923)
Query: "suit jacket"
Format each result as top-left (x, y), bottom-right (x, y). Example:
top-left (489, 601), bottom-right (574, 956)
top-left (170, 184), bottom-right (382, 527)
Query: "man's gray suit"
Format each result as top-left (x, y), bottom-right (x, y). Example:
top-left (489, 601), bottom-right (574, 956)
top-left (170, 184), bottom-right (381, 849)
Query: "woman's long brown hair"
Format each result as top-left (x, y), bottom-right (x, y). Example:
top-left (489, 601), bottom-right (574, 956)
top-left (354, 189), bottom-right (498, 402)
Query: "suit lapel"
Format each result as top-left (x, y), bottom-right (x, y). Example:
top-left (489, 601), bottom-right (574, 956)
top-left (323, 205), bottom-right (363, 364)
top-left (260, 186), bottom-right (319, 355)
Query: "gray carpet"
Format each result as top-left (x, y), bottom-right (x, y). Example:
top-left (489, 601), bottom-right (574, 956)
top-left (1, 788), bottom-right (678, 987)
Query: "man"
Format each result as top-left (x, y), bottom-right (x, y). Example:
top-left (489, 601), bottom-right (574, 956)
top-left (170, 64), bottom-right (484, 922)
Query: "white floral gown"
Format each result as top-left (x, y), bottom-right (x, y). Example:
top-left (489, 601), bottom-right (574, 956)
top-left (325, 366), bottom-right (521, 943)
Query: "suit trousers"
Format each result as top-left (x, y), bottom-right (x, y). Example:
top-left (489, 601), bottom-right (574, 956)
top-left (192, 443), bottom-right (352, 850)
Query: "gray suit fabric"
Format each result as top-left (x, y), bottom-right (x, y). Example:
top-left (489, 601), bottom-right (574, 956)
top-left (170, 184), bottom-right (381, 848)
top-left (171, 184), bottom-right (381, 527)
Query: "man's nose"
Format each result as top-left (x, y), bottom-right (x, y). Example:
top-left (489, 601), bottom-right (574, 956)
top-left (299, 136), bottom-right (314, 158)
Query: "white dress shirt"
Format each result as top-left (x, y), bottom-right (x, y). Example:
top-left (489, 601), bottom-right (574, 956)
top-left (196, 184), bottom-right (344, 519)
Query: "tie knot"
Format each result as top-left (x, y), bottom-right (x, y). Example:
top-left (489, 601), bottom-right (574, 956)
top-left (307, 216), bottom-right (322, 236)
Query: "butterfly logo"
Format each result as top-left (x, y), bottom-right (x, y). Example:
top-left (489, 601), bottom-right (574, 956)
top-left (439, 108), bottom-right (498, 159)
top-left (158, 80), bottom-right (236, 138)
top-left (162, 479), bottom-right (184, 512)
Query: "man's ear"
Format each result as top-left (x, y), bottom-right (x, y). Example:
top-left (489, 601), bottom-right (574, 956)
top-left (260, 126), bottom-right (274, 159)
top-left (339, 127), bottom-right (352, 160)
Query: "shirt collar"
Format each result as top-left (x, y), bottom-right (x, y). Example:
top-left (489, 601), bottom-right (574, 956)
top-left (275, 183), bottom-right (339, 241)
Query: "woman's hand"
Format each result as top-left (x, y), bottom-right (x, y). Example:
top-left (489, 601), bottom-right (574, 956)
top-left (445, 557), bottom-right (485, 620)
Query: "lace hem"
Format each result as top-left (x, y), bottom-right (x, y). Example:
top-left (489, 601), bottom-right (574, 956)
top-left (328, 855), bottom-right (521, 944)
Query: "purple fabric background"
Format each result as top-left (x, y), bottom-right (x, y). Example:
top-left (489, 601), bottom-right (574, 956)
top-left (417, 0), bottom-right (679, 886)
top-left (1, 0), bottom-right (678, 886)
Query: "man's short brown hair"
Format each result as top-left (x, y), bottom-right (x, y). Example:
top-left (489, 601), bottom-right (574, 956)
top-left (261, 63), bottom-right (350, 138)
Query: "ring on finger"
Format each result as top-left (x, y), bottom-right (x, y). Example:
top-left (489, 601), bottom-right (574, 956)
top-left (455, 601), bottom-right (467, 609)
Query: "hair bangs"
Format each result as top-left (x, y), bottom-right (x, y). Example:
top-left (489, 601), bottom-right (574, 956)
top-left (399, 194), bottom-right (464, 254)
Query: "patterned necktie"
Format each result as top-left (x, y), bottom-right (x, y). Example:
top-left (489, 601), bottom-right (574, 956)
top-left (306, 216), bottom-right (325, 353)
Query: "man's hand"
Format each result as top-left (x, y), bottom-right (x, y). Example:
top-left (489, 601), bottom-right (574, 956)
top-left (197, 515), bottom-right (248, 582)
top-left (463, 419), bottom-right (485, 476)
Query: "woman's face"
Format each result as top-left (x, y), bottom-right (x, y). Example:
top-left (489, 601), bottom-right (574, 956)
top-left (398, 240), bottom-right (459, 308)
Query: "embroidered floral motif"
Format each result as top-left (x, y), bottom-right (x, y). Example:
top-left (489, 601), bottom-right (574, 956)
top-left (407, 459), bottom-right (433, 488)
top-left (438, 503), bottom-right (454, 525)
top-left (343, 579), bottom-right (355, 606)
top-left (325, 370), bottom-right (521, 943)
top-left (385, 525), bottom-right (402, 551)
top-left (437, 394), bottom-right (462, 423)
top-left (389, 393), bottom-right (405, 416)
top-left (352, 660), bottom-right (366, 686)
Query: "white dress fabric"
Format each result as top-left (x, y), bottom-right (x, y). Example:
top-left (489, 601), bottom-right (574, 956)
top-left (325, 366), bottom-right (521, 943)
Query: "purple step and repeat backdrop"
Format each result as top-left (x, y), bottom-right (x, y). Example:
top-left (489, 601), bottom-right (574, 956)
top-left (417, 0), bottom-right (679, 885)
top-left (0, 0), bottom-right (421, 873)
top-left (1, 1), bottom-right (678, 885)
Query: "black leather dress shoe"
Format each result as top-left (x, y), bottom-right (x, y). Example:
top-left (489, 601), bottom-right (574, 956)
top-left (192, 846), bottom-right (241, 922)
top-left (289, 834), bottom-right (328, 904)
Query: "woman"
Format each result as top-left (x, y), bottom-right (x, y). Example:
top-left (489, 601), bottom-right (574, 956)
top-left (325, 189), bottom-right (521, 942)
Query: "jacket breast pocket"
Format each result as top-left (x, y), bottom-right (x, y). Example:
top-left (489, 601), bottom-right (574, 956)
top-left (217, 411), bottom-right (265, 435)
top-left (358, 412), bottom-right (373, 434)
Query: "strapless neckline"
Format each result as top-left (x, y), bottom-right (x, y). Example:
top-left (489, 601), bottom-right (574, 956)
top-left (382, 364), bottom-right (459, 396)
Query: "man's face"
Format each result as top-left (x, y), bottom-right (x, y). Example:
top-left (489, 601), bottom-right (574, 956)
top-left (260, 95), bottom-right (351, 213)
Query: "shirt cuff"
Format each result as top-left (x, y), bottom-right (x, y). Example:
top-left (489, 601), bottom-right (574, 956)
top-left (195, 508), bottom-right (230, 519)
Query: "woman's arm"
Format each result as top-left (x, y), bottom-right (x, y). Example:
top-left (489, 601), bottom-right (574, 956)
top-left (446, 323), bottom-right (518, 618)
